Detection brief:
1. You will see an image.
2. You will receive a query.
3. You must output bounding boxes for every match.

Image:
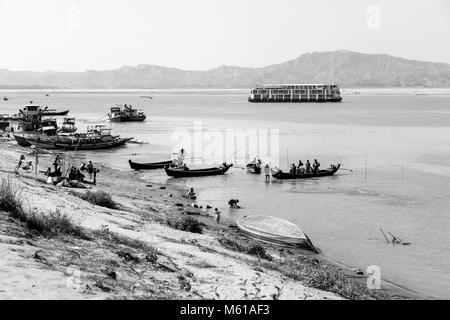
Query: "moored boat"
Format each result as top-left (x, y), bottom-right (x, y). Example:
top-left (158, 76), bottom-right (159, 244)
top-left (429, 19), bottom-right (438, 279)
top-left (43, 109), bottom-right (69, 116)
top-left (52, 136), bottom-right (132, 150)
top-left (108, 104), bottom-right (146, 122)
top-left (13, 134), bottom-right (33, 147)
top-left (129, 159), bottom-right (173, 170)
top-left (236, 215), bottom-right (317, 251)
top-left (246, 160), bottom-right (262, 174)
top-left (271, 164), bottom-right (340, 179)
top-left (60, 118), bottom-right (77, 133)
top-left (164, 163), bottom-right (233, 178)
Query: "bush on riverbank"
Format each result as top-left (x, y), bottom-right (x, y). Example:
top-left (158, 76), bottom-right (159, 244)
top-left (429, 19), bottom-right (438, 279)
top-left (25, 209), bottom-right (89, 239)
top-left (79, 190), bottom-right (118, 209)
top-left (0, 176), bottom-right (24, 219)
top-left (166, 215), bottom-right (203, 233)
top-left (1, 176), bottom-right (88, 239)
top-left (260, 256), bottom-right (387, 300)
top-left (218, 237), bottom-right (272, 261)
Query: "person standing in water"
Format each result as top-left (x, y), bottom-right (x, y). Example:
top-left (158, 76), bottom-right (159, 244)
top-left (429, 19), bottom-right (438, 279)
top-left (214, 208), bottom-right (221, 224)
top-left (263, 164), bottom-right (270, 180)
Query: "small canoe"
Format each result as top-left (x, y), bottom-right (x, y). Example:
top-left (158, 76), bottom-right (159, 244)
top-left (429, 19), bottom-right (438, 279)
top-left (129, 159), bottom-right (173, 170)
top-left (271, 164), bottom-right (341, 180)
top-left (165, 164), bottom-right (233, 178)
top-left (237, 215), bottom-right (317, 251)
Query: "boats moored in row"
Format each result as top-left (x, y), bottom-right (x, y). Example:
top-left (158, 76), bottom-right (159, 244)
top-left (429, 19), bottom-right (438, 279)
top-left (13, 125), bottom-right (133, 150)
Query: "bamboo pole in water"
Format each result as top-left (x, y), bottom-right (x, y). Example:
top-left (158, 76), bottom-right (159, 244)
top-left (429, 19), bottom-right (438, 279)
top-left (286, 149), bottom-right (289, 169)
top-left (364, 152), bottom-right (368, 180)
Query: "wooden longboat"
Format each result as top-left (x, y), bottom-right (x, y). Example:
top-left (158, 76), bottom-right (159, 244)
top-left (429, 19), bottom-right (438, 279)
top-left (271, 164), bottom-right (341, 180)
top-left (164, 164), bottom-right (233, 178)
top-left (128, 159), bottom-right (173, 170)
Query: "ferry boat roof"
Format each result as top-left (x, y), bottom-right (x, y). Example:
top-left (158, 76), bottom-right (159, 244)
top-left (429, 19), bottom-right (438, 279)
top-left (254, 84), bottom-right (339, 87)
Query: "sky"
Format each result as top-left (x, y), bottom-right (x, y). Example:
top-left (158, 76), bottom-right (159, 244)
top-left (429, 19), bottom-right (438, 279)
top-left (0, 0), bottom-right (449, 72)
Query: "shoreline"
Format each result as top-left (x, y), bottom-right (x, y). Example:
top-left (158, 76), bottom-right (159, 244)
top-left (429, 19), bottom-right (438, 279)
top-left (0, 140), bottom-right (423, 300)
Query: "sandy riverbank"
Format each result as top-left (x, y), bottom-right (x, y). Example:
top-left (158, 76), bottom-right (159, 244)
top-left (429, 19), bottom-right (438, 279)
top-left (0, 139), bottom-right (417, 300)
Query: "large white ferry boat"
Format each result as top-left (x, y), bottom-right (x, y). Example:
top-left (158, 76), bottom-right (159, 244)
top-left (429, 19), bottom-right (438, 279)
top-left (248, 84), bottom-right (342, 102)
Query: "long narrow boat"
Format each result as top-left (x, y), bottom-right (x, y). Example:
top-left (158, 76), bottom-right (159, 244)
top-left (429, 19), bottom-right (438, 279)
top-left (236, 215), bottom-right (317, 251)
top-left (164, 164), bottom-right (233, 178)
top-left (17, 136), bottom-right (132, 150)
top-left (43, 109), bottom-right (69, 116)
top-left (129, 159), bottom-right (173, 170)
top-left (53, 137), bottom-right (132, 150)
top-left (271, 164), bottom-right (341, 180)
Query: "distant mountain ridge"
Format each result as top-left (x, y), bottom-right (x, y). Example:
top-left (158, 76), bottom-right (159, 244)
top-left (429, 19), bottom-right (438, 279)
top-left (1, 50), bottom-right (450, 89)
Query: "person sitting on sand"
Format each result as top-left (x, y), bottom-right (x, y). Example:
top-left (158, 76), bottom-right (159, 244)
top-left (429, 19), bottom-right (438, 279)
top-left (14, 155), bottom-right (25, 175)
top-left (187, 188), bottom-right (197, 199)
top-left (68, 166), bottom-right (77, 181)
top-left (76, 168), bottom-right (85, 181)
top-left (45, 167), bottom-right (52, 176)
top-left (228, 199), bottom-right (241, 209)
top-left (80, 163), bottom-right (87, 172)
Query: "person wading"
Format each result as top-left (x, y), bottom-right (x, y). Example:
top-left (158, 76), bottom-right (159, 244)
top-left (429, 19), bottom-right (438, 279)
top-left (263, 164), bottom-right (270, 180)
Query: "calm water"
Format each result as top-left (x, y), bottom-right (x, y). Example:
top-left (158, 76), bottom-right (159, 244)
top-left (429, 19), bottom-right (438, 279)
top-left (1, 90), bottom-right (450, 299)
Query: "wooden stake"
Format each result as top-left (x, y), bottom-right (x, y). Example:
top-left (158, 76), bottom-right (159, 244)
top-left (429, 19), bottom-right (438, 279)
top-left (364, 152), bottom-right (368, 180)
top-left (380, 228), bottom-right (390, 244)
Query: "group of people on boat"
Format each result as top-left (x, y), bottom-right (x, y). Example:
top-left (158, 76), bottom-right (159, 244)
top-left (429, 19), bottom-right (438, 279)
top-left (289, 159), bottom-right (321, 175)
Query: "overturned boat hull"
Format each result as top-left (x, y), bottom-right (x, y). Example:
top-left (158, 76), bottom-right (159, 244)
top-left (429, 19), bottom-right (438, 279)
top-left (237, 215), bottom-right (316, 251)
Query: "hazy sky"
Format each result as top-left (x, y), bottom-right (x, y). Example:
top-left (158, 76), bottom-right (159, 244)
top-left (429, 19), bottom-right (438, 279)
top-left (0, 0), bottom-right (449, 71)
